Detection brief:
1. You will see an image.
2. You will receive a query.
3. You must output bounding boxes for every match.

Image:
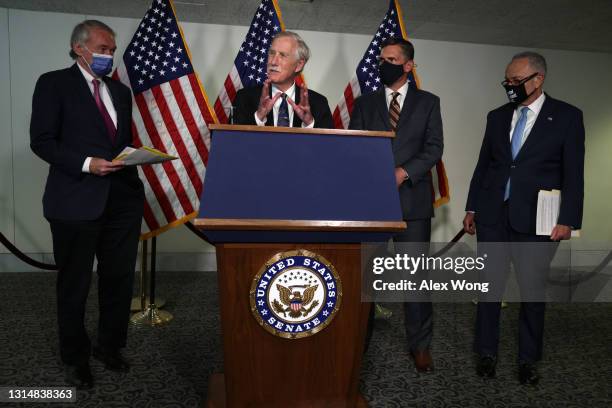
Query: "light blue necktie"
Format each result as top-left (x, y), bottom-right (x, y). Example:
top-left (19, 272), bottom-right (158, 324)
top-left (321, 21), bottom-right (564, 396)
top-left (504, 106), bottom-right (529, 200)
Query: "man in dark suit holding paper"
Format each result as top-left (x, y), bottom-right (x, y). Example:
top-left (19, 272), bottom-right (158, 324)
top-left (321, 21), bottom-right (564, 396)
top-left (30, 20), bottom-right (144, 388)
top-left (463, 51), bottom-right (584, 385)
top-left (349, 37), bottom-right (443, 373)
top-left (233, 31), bottom-right (333, 129)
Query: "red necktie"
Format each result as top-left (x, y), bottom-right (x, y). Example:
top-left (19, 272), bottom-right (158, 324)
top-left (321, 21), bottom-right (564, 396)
top-left (92, 79), bottom-right (117, 143)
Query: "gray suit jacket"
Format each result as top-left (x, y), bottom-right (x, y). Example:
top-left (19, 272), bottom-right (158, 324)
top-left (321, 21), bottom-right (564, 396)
top-left (349, 86), bottom-right (443, 220)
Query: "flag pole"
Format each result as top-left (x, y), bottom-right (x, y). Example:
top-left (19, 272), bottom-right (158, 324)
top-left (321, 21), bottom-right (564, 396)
top-left (130, 239), bottom-right (166, 311)
top-left (130, 236), bottom-right (173, 326)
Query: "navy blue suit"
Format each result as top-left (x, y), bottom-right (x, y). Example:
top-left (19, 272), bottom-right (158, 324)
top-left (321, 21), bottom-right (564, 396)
top-left (466, 94), bottom-right (584, 232)
top-left (30, 64), bottom-right (144, 365)
top-left (466, 94), bottom-right (585, 363)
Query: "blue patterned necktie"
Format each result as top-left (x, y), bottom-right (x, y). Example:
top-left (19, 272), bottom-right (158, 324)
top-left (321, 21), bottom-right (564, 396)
top-left (277, 93), bottom-right (289, 127)
top-left (504, 106), bottom-right (529, 200)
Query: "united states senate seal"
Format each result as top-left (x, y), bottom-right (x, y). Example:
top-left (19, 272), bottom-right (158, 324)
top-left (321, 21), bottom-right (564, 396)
top-left (250, 249), bottom-right (342, 339)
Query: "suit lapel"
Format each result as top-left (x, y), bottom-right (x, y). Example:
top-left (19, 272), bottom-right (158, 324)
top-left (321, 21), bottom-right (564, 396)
top-left (292, 87), bottom-right (302, 128)
top-left (266, 85), bottom-right (274, 126)
top-left (396, 86), bottom-right (418, 130)
top-left (500, 104), bottom-right (515, 160)
top-left (515, 95), bottom-right (555, 160)
top-left (70, 64), bottom-right (109, 140)
top-left (374, 90), bottom-right (391, 130)
top-left (103, 76), bottom-right (121, 146)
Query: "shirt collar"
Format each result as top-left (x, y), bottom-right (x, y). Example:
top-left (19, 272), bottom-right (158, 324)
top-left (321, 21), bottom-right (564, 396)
top-left (520, 91), bottom-right (546, 116)
top-left (77, 62), bottom-right (98, 84)
top-left (271, 83), bottom-right (296, 100)
top-left (384, 80), bottom-right (410, 100)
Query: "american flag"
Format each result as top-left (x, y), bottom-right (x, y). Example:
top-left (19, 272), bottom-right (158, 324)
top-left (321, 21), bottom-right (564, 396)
top-left (213, 0), bottom-right (286, 124)
top-left (114, 0), bottom-right (217, 239)
top-left (332, 0), bottom-right (449, 208)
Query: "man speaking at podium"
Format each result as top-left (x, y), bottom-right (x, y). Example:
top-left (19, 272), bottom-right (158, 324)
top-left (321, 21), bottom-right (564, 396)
top-left (463, 51), bottom-right (584, 385)
top-left (30, 20), bottom-right (144, 389)
top-left (233, 31), bottom-right (333, 129)
top-left (349, 37), bottom-right (444, 373)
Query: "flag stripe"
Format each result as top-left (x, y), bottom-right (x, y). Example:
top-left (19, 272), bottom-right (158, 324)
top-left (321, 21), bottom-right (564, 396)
top-left (177, 76), bottom-right (211, 158)
top-left (166, 80), bottom-right (205, 191)
top-left (214, 99), bottom-right (228, 124)
top-left (186, 73), bottom-right (217, 131)
top-left (142, 197), bottom-right (160, 231)
top-left (134, 92), bottom-right (189, 218)
top-left (148, 86), bottom-right (196, 215)
top-left (130, 119), bottom-right (175, 229)
top-left (186, 73), bottom-right (213, 154)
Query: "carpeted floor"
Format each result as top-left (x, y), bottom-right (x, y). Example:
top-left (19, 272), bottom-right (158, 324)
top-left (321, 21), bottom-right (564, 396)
top-left (0, 271), bottom-right (610, 407)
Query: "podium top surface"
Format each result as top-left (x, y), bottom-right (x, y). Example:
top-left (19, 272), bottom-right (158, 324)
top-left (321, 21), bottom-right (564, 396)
top-left (208, 124), bottom-right (395, 138)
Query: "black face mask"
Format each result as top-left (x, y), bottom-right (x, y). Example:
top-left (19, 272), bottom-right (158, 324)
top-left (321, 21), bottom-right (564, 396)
top-left (379, 61), bottom-right (405, 87)
top-left (503, 72), bottom-right (538, 104)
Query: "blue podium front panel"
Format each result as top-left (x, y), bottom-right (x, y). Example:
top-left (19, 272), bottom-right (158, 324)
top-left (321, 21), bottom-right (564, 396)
top-left (198, 128), bottom-right (403, 243)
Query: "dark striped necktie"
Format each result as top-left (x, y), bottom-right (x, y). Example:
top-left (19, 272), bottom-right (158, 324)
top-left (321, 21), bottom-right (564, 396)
top-left (389, 91), bottom-right (401, 132)
top-left (277, 93), bottom-right (290, 127)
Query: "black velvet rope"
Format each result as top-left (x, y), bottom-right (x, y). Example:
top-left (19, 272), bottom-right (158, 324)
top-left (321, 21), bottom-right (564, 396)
top-left (0, 231), bottom-right (57, 270)
top-left (2, 225), bottom-right (610, 286)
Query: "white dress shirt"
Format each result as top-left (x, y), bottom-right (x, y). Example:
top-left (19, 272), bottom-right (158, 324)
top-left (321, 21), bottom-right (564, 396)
top-left (77, 63), bottom-right (118, 173)
top-left (509, 92), bottom-right (546, 147)
top-left (384, 80), bottom-right (410, 111)
top-left (254, 83), bottom-right (315, 128)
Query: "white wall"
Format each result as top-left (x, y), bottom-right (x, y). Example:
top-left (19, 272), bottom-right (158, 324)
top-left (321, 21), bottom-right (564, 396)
top-left (1, 8), bottom-right (611, 270)
top-left (0, 9), bottom-right (12, 256)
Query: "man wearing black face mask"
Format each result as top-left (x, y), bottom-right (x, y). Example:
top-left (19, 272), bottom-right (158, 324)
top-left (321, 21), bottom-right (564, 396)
top-left (349, 37), bottom-right (443, 373)
top-left (463, 52), bottom-right (584, 385)
top-left (30, 20), bottom-right (144, 389)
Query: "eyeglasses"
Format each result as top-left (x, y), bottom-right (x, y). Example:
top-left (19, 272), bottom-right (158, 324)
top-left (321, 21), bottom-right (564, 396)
top-left (501, 72), bottom-right (538, 87)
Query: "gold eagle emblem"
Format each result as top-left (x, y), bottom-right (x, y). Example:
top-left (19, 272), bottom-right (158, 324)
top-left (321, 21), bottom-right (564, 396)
top-left (272, 284), bottom-right (320, 319)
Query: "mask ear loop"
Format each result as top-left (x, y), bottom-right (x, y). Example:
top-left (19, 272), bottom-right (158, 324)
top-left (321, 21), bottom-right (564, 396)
top-left (76, 43), bottom-right (98, 77)
top-left (522, 72), bottom-right (541, 100)
top-left (79, 44), bottom-right (113, 77)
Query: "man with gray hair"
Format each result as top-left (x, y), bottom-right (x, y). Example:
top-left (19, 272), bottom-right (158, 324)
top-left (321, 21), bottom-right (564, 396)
top-left (233, 31), bottom-right (333, 128)
top-left (30, 20), bottom-right (144, 389)
top-left (464, 51), bottom-right (584, 385)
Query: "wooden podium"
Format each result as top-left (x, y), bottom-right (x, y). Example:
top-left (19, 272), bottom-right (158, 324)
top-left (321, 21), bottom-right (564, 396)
top-left (195, 125), bottom-right (405, 408)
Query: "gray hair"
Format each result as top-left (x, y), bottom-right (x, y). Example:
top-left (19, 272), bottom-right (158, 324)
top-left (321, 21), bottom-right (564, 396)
top-left (512, 51), bottom-right (547, 75)
top-left (272, 31), bottom-right (310, 64)
top-left (69, 20), bottom-right (115, 60)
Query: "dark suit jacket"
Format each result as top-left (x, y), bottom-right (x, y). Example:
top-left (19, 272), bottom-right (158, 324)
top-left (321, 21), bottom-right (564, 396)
top-left (349, 86), bottom-right (443, 220)
top-left (465, 94), bottom-right (584, 233)
top-left (233, 85), bottom-right (334, 129)
top-left (30, 64), bottom-right (144, 221)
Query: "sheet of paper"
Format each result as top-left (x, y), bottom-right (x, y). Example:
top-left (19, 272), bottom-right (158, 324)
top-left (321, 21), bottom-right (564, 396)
top-left (113, 146), bottom-right (177, 166)
top-left (536, 189), bottom-right (580, 237)
top-left (536, 190), bottom-right (559, 236)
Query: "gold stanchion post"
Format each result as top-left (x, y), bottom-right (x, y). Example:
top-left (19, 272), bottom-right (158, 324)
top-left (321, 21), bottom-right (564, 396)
top-left (130, 239), bottom-right (166, 311)
top-left (130, 236), bottom-right (173, 326)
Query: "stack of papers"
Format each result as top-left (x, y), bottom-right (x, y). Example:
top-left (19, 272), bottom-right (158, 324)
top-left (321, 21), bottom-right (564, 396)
top-left (536, 189), bottom-right (580, 237)
top-left (113, 146), bottom-right (177, 166)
